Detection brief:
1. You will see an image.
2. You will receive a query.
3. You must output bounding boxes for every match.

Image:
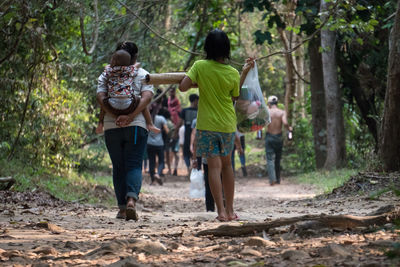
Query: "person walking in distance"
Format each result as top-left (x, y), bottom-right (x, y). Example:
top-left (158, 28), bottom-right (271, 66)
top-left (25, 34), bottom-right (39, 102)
top-left (265, 96), bottom-right (292, 185)
top-left (175, 94), bottom-right (199, 176)
top-left (167, 87), bottom-right (181, 176)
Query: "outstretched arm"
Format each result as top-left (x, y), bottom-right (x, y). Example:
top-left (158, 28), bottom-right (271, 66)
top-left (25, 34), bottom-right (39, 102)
top-left (179, 76), bottom-right (197, 92)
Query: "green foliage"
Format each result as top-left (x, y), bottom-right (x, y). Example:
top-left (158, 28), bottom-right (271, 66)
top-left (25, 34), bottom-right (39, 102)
top-left (295, 168), bottom-right (358, 194)
top-left (255, 29), bottom-right (273, 45)
top-left (0, 156), bottom-right (114, 205)
top-left (343, 102), bottom-right (376, 169)
top-left (77, 140), bottom-right (110, 173)
top-left (243, 0), bottom-right (285, 46)
top-left (283, 116), bottom-right (315, 174)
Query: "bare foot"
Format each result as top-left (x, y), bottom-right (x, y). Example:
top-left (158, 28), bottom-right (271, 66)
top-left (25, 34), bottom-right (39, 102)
top-left (228, 213), bottom-right (239, 221)
top-left (216, 215), bottom-right (229, 222)
top-left (147, 124), bottom-right (160, 134)
top-left (216, 210), bottom-right (229, 222)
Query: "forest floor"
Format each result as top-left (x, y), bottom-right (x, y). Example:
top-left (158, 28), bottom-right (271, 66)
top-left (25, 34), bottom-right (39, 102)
top-left (1, 170), bottom-right (400, 267)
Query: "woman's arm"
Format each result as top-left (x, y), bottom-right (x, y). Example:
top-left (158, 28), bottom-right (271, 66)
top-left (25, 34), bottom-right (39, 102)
top-left (179, 76), bottom-right (197, 92)
top-left (115, 90), bottom-right (153, 127)
top-left (163, 122), bottom-right (169, 134)
top-left (239, 57), bottom-right (255, 89)
top-left (190, 128), bottom-right (198, 169)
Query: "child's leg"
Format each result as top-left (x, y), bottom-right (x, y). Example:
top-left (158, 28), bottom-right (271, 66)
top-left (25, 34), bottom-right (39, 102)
top-left (96, 108), bottom-right (105, 134)
top-left (143, 108), bottom-right (160, 133)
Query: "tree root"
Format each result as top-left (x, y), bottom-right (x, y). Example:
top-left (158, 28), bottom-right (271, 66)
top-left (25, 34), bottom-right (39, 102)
top-left (196, 205), bottom-right (400, 237)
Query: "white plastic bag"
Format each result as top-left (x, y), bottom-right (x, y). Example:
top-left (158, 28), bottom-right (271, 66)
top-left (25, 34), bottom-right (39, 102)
top-left (235, 62), bottom-right (270, 132)
top-left (189, 169), bottom-right (205, 198)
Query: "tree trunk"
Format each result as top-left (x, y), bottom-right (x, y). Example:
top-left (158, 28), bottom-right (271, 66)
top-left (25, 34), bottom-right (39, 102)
top-left (320, 0), bottom-right (346, 169)
top-left (278, 28), bottom-right (296, 125)
top-left (308, 35), bottom-right (327, 169)
top-left (337, 59), bottom-right (379, 148)
top-left (380, 0), bottom-right (400, 171)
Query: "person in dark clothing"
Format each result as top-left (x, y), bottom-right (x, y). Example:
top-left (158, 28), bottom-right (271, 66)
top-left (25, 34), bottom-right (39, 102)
top-left (175, 94), bottom-right (199, 175)
top-left (265, 95), bottom-right (292, 185)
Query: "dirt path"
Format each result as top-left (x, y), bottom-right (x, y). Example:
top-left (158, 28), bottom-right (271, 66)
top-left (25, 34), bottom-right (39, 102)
top-left (1, 174), bottom-right (399, 266)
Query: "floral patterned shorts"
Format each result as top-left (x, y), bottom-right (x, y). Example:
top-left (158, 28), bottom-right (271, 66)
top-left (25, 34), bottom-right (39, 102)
top-left (195, 130), bottom-right (235, 158)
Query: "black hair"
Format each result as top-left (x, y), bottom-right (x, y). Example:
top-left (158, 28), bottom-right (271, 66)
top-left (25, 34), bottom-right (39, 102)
top-left (111, 50), bottom-right (131, 67)
top-left (189, 94), bottom-right (199, 103)
top-left (116, 41), bottom-right (138, 62)
top-left (158, 107), bottom-right (171, 120)
top-left (204, 29), bottom-right (231, 60)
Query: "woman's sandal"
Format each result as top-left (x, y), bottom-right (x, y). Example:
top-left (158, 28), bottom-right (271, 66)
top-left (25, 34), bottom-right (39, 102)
top-left (229, 213), bottom-right (239, 221)
top-left (116, 210), bottom-right (126, 220)
top-left (154, 174), bottom-right (163, 185)
top-left (126, 199), bottom-right (138, 221)
top-left (126, 206), bottom-right (138, 221)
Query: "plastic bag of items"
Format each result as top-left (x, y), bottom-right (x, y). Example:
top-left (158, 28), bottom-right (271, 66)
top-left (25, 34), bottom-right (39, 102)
top-left (235, 62), bottom-right (270, 132)
top-left (189, 169), bottom-right (205, 199)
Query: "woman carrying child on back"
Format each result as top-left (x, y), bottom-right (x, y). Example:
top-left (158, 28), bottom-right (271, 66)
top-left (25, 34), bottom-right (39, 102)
top-left (179, 29), bottom-right (254, 222)
top-left (96, 41), bottom-right (158, 221)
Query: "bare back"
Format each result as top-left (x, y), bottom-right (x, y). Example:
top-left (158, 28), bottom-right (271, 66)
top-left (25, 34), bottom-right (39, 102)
top-left (267, 106), bottom-right (287, 135)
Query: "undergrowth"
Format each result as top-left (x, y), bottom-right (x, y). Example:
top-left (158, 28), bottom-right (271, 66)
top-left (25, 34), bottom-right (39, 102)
top-left (294, 168), bottom-right (359, 194)
top-left (0, 156), bottom-right (114, 206)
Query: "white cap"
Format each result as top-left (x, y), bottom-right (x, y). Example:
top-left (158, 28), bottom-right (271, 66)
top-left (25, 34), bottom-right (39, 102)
top-left (268, 95), bottom-right (278, 103)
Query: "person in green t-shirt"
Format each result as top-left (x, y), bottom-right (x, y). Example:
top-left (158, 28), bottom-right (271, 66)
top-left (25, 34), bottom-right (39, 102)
top-left (179, 29), bottom-right (254, 222)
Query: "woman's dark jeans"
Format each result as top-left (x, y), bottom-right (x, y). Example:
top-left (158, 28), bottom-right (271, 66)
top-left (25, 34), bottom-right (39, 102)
top-left (105, 126), bottom-right (148, 210)
top-left (147, 144), bottom-right (165, 182)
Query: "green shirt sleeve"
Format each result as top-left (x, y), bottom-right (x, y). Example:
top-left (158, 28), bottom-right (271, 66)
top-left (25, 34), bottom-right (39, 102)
top-left (187, 61), bottom-right (198, 84)
top-left (231, 70), bottom-right (240, 97)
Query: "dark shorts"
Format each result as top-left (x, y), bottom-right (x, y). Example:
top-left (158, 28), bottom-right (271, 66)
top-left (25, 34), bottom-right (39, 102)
top-left (195, 130), bottom-right (235, 158)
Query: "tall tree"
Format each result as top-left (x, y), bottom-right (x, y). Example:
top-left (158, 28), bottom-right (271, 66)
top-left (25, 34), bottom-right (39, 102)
top-left (320, 0), bottom-right (346, 169)
top-left (380, 0), bottom-right (400, 171)
top-left (309, 35), bottom-right (327, 169)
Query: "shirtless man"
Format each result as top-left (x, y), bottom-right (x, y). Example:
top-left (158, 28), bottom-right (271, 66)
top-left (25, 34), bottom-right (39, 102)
top-left (265, 96), bottom-right (292, 185)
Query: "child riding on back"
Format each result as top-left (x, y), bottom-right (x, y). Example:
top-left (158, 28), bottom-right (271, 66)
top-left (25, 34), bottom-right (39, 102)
top-left (96, 50), bottom-right (159, 134)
